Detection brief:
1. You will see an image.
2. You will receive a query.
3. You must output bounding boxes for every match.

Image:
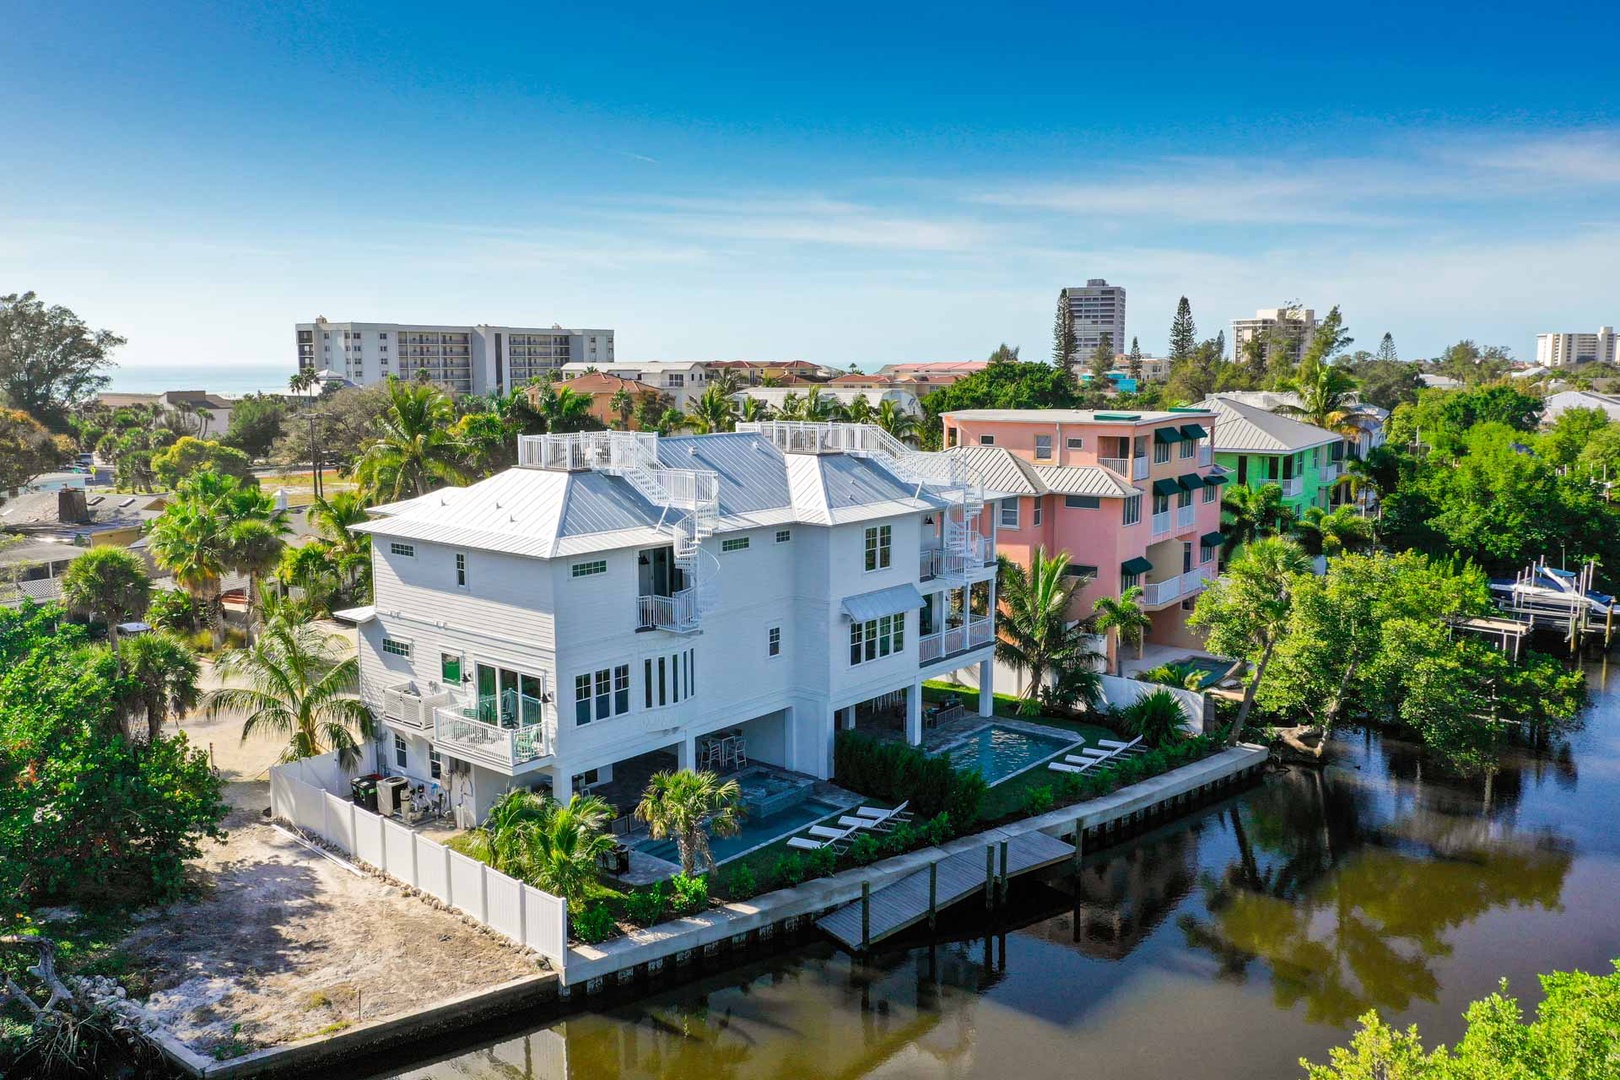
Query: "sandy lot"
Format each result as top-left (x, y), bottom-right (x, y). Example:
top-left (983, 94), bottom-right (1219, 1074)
top-left (114, 650), bottom-right (539, 1057)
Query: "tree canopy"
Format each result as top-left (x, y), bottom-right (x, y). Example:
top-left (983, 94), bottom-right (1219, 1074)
top-left (0, 292), bottom-right (124, 431)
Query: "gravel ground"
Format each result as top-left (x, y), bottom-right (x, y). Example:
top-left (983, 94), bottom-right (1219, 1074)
top-left (113, 647), bottom-right (539, 1057)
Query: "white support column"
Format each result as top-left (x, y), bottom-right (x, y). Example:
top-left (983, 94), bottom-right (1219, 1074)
top-left (677, 732), bottom-right (697, 771)
top-left (550, 767), bottom-right (572, 804)
top-left (841, 706), bottom-right (856, 731)
top-left (906, 680), bottom-right (924, 746)
top-left (978, 659), bottom-right (994, 717)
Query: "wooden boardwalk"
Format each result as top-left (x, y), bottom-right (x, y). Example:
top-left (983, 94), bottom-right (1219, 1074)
top-left (817, 830), bottom-right (1074, 950)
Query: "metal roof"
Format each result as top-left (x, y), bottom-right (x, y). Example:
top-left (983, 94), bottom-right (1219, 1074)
top-left (1193, 395), bottom-right (1341, 454)
top-left (943, 408), bottom-right (1214, 424)
top-left (1030, 465), bottom-right (1138, 498)
top-left (842, 583), bottom-right (927, 623)
top-left (944, 446), bottom-right (1043, 497)
top-left (557, 471), bottom-right (662, 538)
top-left (659, 433), bottom-right (792, 516)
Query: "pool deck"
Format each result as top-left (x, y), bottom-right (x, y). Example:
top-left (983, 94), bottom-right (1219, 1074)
top-left (926, 715), bottom-right (1088, 785)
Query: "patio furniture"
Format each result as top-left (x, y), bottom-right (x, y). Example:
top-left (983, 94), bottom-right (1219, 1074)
top-left (1099, 737), bottom-right (1147, 756)
top-left (1049, 758), bottom-right (1102, 774)
top-left (787, 836), bottom-right (826, 851)
top-left (807, 824), bottom-right (847, 840)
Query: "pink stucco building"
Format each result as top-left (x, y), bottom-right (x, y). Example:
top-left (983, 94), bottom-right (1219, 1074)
top-left (942, 407), bottom-right (1226, 669)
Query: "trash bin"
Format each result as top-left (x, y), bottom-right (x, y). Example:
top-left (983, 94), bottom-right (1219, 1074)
top-left (351, 774), bottom-right (381, 813)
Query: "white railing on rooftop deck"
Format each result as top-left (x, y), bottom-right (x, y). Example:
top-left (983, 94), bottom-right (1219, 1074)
top-left (381, 683), bottom-right (454, 730)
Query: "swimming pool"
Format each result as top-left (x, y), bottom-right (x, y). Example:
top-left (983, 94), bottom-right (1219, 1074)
top-left (944, 724), bottom-right (1080, 785)
top-left (636, 797), bottom-right (846, 866)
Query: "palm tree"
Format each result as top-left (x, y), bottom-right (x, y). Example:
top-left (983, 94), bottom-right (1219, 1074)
top-left (60, 546), bottom-right (151, 667)
top-left (203, 618), bottom-right (377, 769)
top-left (1298, 505), bottom-right (1373, 557)
top-left (994, 548), bottom-right (1104, 714)
top-left (1092, 585), bottom-right (1152, 677)
top-left (708, 369), bottom-right (745, 397)
top-left (1275, 361), bottom-right (1364, 438)
top-left (656, 407), bottom-right (688, 436)
top-left (308, 490), bottom-right (372, 599)
top-left (875, 399), bottom-right (920, 444)
top-left (685, 385), bottom-right (739, 434)
top-left (1117, 688), bottom-right (1187, 748)
top-left (229, 516), bottom-right (287, 641)
top-left (635, 769), bottom-right (744, 877)
top-left (529, 383), bottom-right (596, 434)
top-left (1221, 481), bottom-right (1296, 550)
top-left (802, 387), bottom-right (846, 421)
top-left (118, 631), bottom-right (201, 741)
top-left (354, 378), bottom-right (467, 502)
top-left (738, 396), bottom-right (773, 423)
top-left (609, 388), bottom-right (633, 430)
top-left (147, 498), bottom-right (232, 649)
top-left (776, 391), bottom-right (804, 419)
top-left (460, 789), bottom-right (615, 903)
top-left (845, 394), bottom-right (875, 424)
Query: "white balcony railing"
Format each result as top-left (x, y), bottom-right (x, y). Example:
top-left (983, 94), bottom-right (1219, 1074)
top-left (381, 683), bottom-right (454, 730)
top-left (942, 533), bottom-right (996, 576)
top-left (1133, 457), bottom-right (1150, 480)
top-left (1152, 511), bottom-right (1172, 537)
top-left (637, 588), bottom-right (698, 632)
top-left (1181, 566), bottom-right (1215, 595)
top-left (1198, 445), bottom-right (1212, 466)
top-left (920, 546), bottom-right (943, 581)
top-left (918, 618), bottom-right (994, 666)
top-left (1141, 578), bottom-right (1180, 606)
top-left (433, 705), bottom-right (548, 772)
top-left (1321, 461), bottom-right (1342, 482)
top-left (1176, 504), bottom-right (1197, 529)
top-left (1279, 477), bottom-right (1303, 498)
top-left (1099, 456), bottom-right (1129, 475)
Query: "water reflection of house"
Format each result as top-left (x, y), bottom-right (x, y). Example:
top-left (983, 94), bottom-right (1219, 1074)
top-left (388, 944), bottom-right (991, 1079)
top-left (1022, 828), bottom-right (1203, 961)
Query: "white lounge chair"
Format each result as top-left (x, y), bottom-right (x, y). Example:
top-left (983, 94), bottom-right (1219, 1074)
top-left (1049, 759), bottom-right (1097, 774)
top-left (786, 836), bottom-right (825, 851)
top-left (807, 824), bottom-right (846, 840)
top-left (1098, 737), bottom-right (1147, 755)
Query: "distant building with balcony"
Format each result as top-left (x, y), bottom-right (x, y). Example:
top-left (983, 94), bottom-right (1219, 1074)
top-left (1230, 307), bottom-right (1316, 366)
top-left (1060, 280), bottom-right (1128, 365)
top-left (1192, 396), bottom-right (1348, 515)
top-left (297, 318), bottom-right (614, 396)
top-left (348, 424), bottom-right (1001, 823)
top-left (939, 407), bottom-right (1225, 674)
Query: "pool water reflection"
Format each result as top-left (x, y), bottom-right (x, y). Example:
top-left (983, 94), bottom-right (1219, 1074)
top-left (375, 658), bottom-right (1620, 1080)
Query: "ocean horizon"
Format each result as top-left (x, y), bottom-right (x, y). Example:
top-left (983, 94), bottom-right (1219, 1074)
top-left (104, 363), bottom-right (296, 396)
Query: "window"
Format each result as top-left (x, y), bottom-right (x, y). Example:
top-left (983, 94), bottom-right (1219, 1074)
top-left (1033, 500), bottom-right (1043, 526)
top-left (644, 659), bottom-right (653, 708)
top-left (979, 434), bottom-right (994, 445)
top-left (614, 665), bottom-right (630, 714)
top-left (440, 652), bottom-right (461, 682)
top-left (849, 613), bottom-right (904, 665)
top-left (571, 559), bottom-right (607, 578)
top-left (382, 637), bottom-right (411, 657)
top-left (775, 529), bottom-right (792, 544)
top-left (722, 537), bottom-right (750, 552)
top-left (429, 747), bottom-right (442, 780)
top-left (768, 626), bottom-right (781, 657)
top-left (1177, 489), bottom-right (1192, 508)
top-left (394, 734), bottom-right (408, 769)
top-left (1200, 541), bottom-right (1216, 563)
top-left (1034, 434), bottom-right (1053, 460)
top-left (454, 552), bottom-right (467, 588)
top-left (864, 525), bottom-right (892, 571)
top-left (666, 373), bottom-right (684, 387)
top-left (1179, 438), bottom-right (1195, 459)
top-left (1123, 495), bottom-right (1142, 526)
top-left (1154, 440), bottom-right (1171, 464)
top-left (595, 669), bottom-right (611, 720)
top-left (1122, 569), bottom-right (1142, 591)
top-left (1065, 495), bottom-right (1101, 509)
top-left (1203, 484), bottom-right (1217, 503)
top-left (575, 674), bottom-right (592, 724)
top-left (946, 428), bottom-right (959, 447)
top-left (390, 542), bottom-right (415, 558)
top-left (1000, 499), bottom-right (1020, 528)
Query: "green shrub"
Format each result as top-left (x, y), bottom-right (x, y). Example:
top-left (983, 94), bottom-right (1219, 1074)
top-left (879, 821), bottom-right (919, 855)
top-left (846, 834), bottom-right (880, 866)
top-left (723, 864), bottom-right (758, 900)
top-left (147, 588), bottom-right (200, 633)
top-left (1118, 688), bottom-right (1189, 748)
top-left (833, 730), bottom-right (984, 823)
top-left (771, 853), bottom-right (806, 888)
top-left (572, 904), bottom-right (617, 944)
top-left (1022, 785), bottom-right (1055, 816)
top-left (1055, 772), bottom-right (1088, 804)
top-left (669, 873), bottom-right (708, 916)
top-left (623, 882), bottom-right (667, 925)
top-left (805, 845), bottom-right (838, 879)
top-left (923, 812), bottom-right (954, 846)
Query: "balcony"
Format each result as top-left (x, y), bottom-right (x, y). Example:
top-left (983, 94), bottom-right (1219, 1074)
top-left (1141, 578), bottom-right (1180, 606)
top-left (637, 588), bottom-right (699, 633)
top-left (1133, 456), bottom-right (1150, 480)
top-left (433, 699), bottom-right (549, 773)
top-left (919, 546), bottom-right (943, 581)
top-left (1182, 565), bottom-right (1215, 595)
top-left (1198, 445), bottom-right (1213, 466)
top-left (381, 682), bottom-right (454, 731)
top-left (1279, 477), bottom-right (1303, 498)
top-left (1176, 504), bottom-right (1197, 530)
top-left (1151, 511), bottom-right (1172, 538)
top-left (1099, 456), bottom-right (1129, 475)
top-left (1321, 461), bottom-right (1342, 482)
top-left (918, 618), bottom-right (995, 665)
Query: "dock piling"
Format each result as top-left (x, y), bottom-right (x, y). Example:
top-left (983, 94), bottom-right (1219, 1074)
top-left (984, 846), bottom-right (995, 909)
top-left (928, 863), bottom-right (937, 929)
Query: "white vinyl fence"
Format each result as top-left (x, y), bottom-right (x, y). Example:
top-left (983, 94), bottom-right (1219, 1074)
top-left (269, 756), bottom-right (569, 980)
top-left (1098, 673), bottom-right (1206, 733)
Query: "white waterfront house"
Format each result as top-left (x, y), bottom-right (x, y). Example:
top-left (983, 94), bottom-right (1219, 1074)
top-left (347, 422), bottom-right (1004, 823)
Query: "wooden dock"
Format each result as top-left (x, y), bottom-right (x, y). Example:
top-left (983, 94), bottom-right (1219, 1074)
top-left (816, 830), bottom-right (1074, 950)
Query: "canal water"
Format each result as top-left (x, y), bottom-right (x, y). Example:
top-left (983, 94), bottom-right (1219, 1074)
top-left (374, 659), bottom-right (1620, 1080)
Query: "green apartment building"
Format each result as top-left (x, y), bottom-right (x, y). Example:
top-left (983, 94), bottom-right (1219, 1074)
top-left (1194, 395), bottom-right (1347, 515)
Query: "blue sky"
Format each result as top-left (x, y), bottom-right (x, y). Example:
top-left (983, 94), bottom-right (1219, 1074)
top-left (4, 0), bottom-right (1619, 376)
